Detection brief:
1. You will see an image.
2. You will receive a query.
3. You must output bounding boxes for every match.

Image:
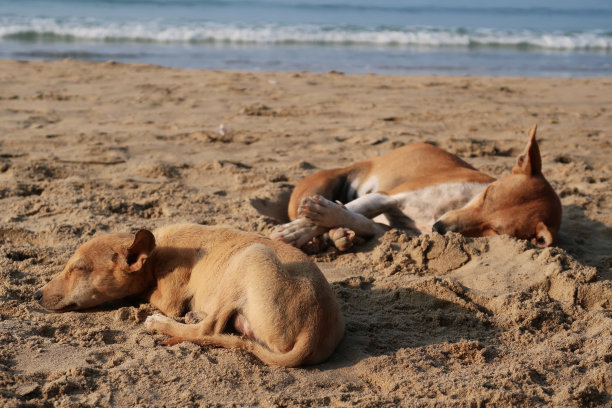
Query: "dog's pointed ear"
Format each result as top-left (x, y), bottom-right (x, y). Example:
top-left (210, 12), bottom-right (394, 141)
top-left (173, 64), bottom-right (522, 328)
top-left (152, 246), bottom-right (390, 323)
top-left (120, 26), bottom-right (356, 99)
top-left (127, 230), bottom-right (155, 272)
top-left (512, 124), bottom-right (542, 176)
top-left (532, 222), bottom-right (554, 248)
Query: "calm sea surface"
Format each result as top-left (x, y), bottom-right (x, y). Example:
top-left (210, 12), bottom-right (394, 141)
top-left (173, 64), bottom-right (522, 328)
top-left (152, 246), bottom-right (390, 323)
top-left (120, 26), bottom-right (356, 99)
top-left (1, 0), bottom-right (611, 76)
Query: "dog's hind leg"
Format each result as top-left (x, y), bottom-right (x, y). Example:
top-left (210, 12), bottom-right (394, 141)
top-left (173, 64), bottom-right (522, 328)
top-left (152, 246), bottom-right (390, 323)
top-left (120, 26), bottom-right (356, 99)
top-left (145, 302), bottom-right (236, 339)
top-left (145, 313), bottom-right (193, 337)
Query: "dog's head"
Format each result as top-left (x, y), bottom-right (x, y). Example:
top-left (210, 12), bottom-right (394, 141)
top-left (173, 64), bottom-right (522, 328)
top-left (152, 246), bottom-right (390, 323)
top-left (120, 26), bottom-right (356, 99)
top-left (35, 230), bottom-right (155, 312)
top-left (433, 125), bottom-right (562, 247)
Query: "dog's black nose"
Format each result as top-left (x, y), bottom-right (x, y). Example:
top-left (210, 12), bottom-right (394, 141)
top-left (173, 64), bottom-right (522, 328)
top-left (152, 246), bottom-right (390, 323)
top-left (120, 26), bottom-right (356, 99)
top-left (432, 221), bottom-right (446, 234)
top-left (33, 290), bottom-right (43, 301)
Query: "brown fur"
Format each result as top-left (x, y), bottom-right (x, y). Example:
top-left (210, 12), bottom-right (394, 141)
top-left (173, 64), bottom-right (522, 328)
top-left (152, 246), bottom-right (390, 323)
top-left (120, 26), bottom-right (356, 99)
top-left (277, 125), bottom-right (562, 250)
top-left (35, 224), bottom-right (344, 367)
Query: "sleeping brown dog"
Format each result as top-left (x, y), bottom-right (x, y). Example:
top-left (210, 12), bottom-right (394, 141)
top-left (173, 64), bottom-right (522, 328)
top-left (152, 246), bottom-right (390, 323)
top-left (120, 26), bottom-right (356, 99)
top-left (272, 125), bottom-right (562, 252)
top-left (35, 223), bottom-right (344, 367)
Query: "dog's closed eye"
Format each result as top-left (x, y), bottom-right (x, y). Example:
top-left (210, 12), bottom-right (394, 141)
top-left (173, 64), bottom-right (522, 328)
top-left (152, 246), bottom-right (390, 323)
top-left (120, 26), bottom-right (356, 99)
top-left (70, 258), bottom-right (93, 274)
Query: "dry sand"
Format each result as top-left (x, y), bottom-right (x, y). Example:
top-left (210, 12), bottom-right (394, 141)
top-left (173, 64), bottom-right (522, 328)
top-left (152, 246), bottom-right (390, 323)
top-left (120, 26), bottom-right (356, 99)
top-left (0, 59), bottom-right (611, 407)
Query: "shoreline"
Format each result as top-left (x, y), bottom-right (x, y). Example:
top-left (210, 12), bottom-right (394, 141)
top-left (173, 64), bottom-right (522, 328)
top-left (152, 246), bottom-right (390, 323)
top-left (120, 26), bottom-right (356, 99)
top-left (3, 38), bottom-right (612, 77)
top-left (4, 56), bottom-right (612, 78)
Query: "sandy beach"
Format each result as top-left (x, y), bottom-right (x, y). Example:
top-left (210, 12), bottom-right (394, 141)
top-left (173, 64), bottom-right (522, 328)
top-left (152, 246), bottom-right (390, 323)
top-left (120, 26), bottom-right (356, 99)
top-left (0, 59), bottom-right (611, 406)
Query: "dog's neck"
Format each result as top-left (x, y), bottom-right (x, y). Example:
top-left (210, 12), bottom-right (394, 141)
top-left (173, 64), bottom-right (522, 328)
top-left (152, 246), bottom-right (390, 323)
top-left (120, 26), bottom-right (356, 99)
top-left (391, 180), bottom-right (491, 233)
top-left (136, 246), bottom-right (199, 317)
top-left (132, 258), bottom-right (158, 297)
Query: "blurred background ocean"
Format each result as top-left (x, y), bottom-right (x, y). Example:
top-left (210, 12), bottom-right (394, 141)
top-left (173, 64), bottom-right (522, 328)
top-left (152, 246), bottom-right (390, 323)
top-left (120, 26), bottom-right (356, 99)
top-left (1, 0), bottom-right (611, 76)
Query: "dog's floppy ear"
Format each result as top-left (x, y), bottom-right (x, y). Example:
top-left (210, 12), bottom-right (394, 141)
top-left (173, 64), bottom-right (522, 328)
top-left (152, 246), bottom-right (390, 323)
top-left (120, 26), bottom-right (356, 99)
top-left (512, 124), bottom-right (542, 176)
top-left (532, 222), bottom-right (554, 248)
top-left (126, 229), bottom-right (155, 272)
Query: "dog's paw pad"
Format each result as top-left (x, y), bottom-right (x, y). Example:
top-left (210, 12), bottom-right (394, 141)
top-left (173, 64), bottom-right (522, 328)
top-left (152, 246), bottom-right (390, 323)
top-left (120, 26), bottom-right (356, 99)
top-left (144, 313), bottom-right (169, 332)
top-left (298, 196), bottom-right (320, 216)
top-left (329, 228), bottom-right (356, 251)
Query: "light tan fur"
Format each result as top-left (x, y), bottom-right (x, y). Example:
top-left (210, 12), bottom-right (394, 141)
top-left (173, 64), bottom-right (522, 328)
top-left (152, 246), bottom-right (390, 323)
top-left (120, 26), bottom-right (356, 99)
top-left (35, 224), bottom-right (344, 367)
top-left (273, 125), bottom-right (562, 251)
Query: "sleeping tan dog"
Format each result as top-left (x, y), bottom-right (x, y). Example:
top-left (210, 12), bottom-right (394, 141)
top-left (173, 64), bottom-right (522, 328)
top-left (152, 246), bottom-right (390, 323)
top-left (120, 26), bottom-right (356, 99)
top-left (272, 125), bottom-right (562, 252)
top-left (35, 224), bottom-right (344, 367)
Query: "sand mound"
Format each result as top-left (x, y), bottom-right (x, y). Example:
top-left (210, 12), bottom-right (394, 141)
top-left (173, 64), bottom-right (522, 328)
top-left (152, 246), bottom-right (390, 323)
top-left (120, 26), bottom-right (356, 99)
top-left (0, 60), bottom-right (610, 406)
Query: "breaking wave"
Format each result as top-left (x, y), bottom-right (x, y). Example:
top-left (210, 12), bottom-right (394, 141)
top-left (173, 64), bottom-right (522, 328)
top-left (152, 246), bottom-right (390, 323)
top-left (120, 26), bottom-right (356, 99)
top-left (2, 18), bottom-right (611, 51)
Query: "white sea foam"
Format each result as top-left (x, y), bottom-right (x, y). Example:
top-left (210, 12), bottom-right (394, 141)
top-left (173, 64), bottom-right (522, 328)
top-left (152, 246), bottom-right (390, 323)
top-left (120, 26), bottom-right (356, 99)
top-left (1, 17), bottom-right (611, 51)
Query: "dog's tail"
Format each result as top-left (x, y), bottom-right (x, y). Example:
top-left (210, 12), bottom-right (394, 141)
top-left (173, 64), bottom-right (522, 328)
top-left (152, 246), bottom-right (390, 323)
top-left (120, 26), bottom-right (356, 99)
top-left (160, 330), bottom-right (315, 367)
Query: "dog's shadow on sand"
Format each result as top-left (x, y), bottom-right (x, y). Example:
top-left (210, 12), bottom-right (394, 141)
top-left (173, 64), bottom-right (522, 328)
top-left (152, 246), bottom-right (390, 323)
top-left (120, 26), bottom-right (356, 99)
top-left (72, 281), bottom-right (496, 369)
top-left (558, 204), bottom-right (612, 281)
top-left (249, 187), bottom-right (292, 225)
top-left (320, 280), bottom-right (498, 369)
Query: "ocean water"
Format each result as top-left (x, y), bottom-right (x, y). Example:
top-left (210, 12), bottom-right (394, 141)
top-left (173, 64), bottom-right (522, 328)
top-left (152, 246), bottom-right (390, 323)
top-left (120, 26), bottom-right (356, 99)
top-left (1, 0), bottom-right (611, 76)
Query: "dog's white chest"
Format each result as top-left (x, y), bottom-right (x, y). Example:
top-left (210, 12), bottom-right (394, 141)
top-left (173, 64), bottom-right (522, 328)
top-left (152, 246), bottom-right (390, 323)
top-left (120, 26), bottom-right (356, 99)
top-left (392, 181), bottom-right (488, 232)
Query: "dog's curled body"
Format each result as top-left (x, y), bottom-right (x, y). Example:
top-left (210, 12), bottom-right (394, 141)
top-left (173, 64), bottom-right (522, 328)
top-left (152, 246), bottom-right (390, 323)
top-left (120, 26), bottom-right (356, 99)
top-left (36, 224), bottom-right (344, 367)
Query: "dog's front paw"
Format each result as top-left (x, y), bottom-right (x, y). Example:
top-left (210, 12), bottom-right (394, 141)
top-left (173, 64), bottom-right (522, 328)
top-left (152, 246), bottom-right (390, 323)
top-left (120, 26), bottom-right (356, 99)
top-left (298, 195), bottom-right (343, 228)
top-left (271, 218), bottom-right (323, 248)
top-left (144, 313), bottom-right (171, 333)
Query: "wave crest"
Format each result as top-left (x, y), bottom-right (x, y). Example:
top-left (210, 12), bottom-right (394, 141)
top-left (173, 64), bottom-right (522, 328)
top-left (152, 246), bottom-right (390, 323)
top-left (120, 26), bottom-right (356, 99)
top-left (1, 18), bottom-right (611, 51)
